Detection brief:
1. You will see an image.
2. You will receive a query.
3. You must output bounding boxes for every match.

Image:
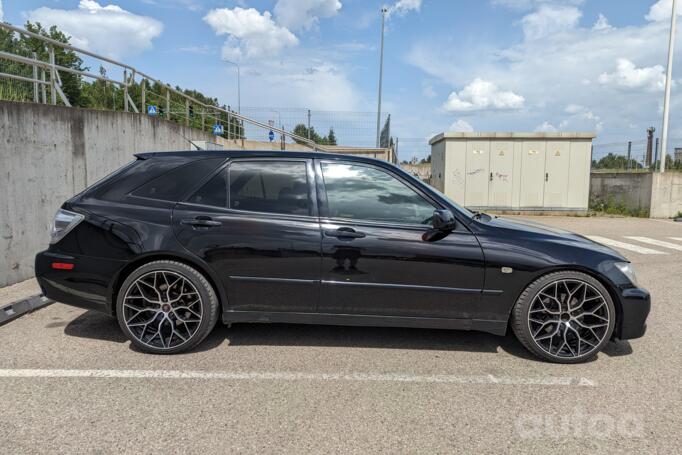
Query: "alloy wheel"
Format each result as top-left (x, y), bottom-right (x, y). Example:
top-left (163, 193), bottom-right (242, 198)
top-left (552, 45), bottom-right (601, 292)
top-left (122, 270), bottom-right (203, 350)
top-left (527, 279), bottom-right (610, 359)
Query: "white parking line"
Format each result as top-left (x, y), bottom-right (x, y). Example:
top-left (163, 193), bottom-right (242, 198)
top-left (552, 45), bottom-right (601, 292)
top-left (624, 236), bottom-right (682, 252)
top-left (0, 369), bottom-right (597, 387)
top-left (586, 236), bottom-right (667, 255)
top-left (670, 237), bottom-right (682, 242)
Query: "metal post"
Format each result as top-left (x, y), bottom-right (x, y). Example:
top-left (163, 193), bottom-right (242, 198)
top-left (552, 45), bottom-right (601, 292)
top-left (166, 88), bottom-right (170, 121)
top-left (32, 52), bottom-right (39, 103)
top-left (307, 109), bottom-right (311, 140)
top-left (627, 141), bottom-right (632, 171)
top-left (141, 78), bottom-right (146, 112)
top-left (40, 69), bottom-right (47, 104)
top-left (654, 138), bottom-right (660, 170)
top-left (660, 0), bottom-right (677, 173)
top-left (185, 98), bottom-right (189, 127)
top-left (227, 107), bottom-right (232, 140)
top-left (237, 65), bottom-right (241, 115)
top-left (123, 69), bottom-right (129, 112)
top-left (48, 46), bottom-right (56, 105)
top-left (375, 7), bottom-right (387, 148)
top-left (201, 110), bottom-right (205, 131)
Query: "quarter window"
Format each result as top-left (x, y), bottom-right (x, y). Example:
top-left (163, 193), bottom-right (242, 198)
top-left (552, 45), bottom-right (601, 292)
top-left (229, 161), bottom-right (310, 216)
top-left (321, 162), bottom-right (435, 225)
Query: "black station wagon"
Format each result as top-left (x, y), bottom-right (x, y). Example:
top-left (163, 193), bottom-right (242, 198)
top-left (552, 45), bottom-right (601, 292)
top-left (35, 150), bottom-right (650, 362)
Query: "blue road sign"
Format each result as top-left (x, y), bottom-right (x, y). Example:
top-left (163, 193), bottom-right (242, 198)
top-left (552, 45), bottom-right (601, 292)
top-left (213, 124), bottom-right (224, 135)
top-left (147, 105), bottom-right (157, 116)
top-left (268, 130), bottom-right (275, 142)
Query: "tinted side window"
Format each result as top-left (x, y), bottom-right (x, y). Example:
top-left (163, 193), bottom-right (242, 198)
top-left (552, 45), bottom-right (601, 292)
top-left (321, 162), bottom-right (435, 225)
top-left (131, 158), bottom-right (223, 202)
top-left (187, 170), bottom-right (227, 207)
top-left (229, 161), bottom-right (310, 216)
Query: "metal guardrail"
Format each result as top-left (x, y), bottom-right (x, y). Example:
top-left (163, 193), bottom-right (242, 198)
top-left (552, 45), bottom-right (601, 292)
top-left (0, 21), bottom-right (338, 152)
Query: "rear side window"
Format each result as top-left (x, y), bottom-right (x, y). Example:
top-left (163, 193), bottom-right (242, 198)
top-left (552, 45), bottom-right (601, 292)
top-left (131, 158), bottom-right (223, 202)
top-left (229, 161), bottom-right (310, 215)
top-left (187, 170), bottom-right (227, 207)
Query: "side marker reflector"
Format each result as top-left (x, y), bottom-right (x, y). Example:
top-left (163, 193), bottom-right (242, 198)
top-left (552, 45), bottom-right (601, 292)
top-left (51, 262), bottom-right (74, 270)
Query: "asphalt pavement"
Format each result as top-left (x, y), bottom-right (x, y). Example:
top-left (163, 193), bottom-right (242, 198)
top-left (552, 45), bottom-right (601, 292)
top-left (0, 216), bottom-right (680, 454)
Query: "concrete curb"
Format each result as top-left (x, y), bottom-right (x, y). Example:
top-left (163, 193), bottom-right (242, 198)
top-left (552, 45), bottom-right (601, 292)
top-left (0, 295), bottom-right (54, 326)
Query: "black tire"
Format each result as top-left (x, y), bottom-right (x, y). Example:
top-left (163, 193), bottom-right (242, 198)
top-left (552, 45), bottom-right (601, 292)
top-left (116, 260), bottom-right (219, 354)
top-left (510, 270), bottom-right (616, 364)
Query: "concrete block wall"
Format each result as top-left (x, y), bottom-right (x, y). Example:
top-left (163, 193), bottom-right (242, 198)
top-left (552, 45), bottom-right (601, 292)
top-left (650, 172), bottom-right (682, 218)
top-left (589, 172), bottom-right (653, 214)
top-left (0, 101), bottom-right (216, 287)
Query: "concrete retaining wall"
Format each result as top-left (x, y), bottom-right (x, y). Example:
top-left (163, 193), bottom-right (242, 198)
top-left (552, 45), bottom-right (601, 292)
top-left (0, 101), bottom-right (216, 287)
top-left (0, 101), bottom-right (393, 287)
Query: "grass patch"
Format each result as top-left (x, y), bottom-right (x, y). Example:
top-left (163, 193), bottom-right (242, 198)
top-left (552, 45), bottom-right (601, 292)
top-left (589, 196), bottom-right (649, 218)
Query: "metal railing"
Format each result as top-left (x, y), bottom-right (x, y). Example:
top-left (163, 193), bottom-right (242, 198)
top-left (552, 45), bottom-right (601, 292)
top-left (0, 21), bottom-right (340, 152)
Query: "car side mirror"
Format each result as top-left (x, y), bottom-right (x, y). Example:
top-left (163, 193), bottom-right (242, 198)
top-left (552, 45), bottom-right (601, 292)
top-left (432, 209), bottom-right (456, 231)
top-left (422, 209), bottom-right (456, 242)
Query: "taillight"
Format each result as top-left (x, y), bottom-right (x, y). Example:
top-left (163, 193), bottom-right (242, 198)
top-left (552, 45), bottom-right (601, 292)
top-left (50, 209), bottom-right (84, 244)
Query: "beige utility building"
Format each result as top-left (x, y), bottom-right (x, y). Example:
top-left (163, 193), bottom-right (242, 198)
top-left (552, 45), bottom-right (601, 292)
top-left (429, 132), bottom-right (596, 212)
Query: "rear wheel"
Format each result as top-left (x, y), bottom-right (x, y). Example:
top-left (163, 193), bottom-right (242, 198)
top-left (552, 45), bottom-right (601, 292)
top-left (116, 260), bottom-right (219, 354)
top-left (511, 271), bottom-right (615, 363)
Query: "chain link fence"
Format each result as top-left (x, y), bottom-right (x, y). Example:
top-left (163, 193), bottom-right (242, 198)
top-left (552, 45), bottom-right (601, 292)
top-left (592, 138), bottom-right (682, 172)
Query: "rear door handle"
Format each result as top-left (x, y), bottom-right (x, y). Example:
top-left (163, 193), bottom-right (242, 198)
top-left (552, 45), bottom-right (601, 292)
top-left (324, 228), bottom-right (366, 239)
top-left (181, 217), bottom-right (222, 227)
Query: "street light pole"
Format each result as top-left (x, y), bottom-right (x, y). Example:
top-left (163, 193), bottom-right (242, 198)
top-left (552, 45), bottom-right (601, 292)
top-left (660, 0), bottom-right (677, 173)
top-left (222, 59), bottom-right (241, 115)
top-left (376, 7), bottom-right (387, 148)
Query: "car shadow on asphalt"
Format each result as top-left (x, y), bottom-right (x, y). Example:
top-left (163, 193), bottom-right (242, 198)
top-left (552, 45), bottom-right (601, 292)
top-left (63, 310), bottom-right (632, 362)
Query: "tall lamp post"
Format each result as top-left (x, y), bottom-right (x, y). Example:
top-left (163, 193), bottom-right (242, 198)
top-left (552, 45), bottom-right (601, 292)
top-left (376, 7), bottom-right (387, 148)
top-left (222, 59), bottom-right (241, 115)
top-left (660, 0), bottom-right (677, 173)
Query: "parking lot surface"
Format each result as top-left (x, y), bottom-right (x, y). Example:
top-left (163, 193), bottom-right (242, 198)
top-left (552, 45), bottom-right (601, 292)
top-left (1, 216), bottom-right (680, 453)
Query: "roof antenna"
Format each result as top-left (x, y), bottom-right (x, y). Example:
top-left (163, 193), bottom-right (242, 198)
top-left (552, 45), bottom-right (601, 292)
top-left (174, 128), bottom-right (203, 150)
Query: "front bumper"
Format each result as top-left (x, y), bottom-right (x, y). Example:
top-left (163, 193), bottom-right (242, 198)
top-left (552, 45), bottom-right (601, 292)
top-left (616, 286), bottom-right (650, 340)
top-left (35, 250), bottom-right (126, 315)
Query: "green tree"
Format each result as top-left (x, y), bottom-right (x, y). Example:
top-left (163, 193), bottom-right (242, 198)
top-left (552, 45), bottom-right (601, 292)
top-left (23, 22), bottom-right (87, 106)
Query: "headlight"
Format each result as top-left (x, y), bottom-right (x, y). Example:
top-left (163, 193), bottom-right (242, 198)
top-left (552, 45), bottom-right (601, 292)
top-left (50, 209), bottom-right (84, 244)
top-left (614, 262), bottom-right (638, 286)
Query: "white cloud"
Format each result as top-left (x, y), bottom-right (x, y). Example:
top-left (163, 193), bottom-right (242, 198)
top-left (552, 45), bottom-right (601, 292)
top-left (449, 119), bottom-right (474, 132)
top-left (422, 83), bottom-right (436, 98)
top-left (598, 58), bottom-right (667, 92)
top-left (26, 1), bottom-right (163, 58)
top-left (592, 13), bottom-right (612, 31)
top-left (491, 0), bottom-right (583, 11)
top-left (564, 104), bottom-right (583, 114)
top-left (386, 0), bottom-right (422, 17)
top-left (521, 5), bottom-right (582, 40)
top-left (274, 0), bottom-right (341, 31)
top-left (534, 121), bottom-right (557, 132)
top-left (646, 0), bottom-right (682, 22)
top-left (239, 59), bottom-right (360, 111)
top-left (204, 7), bottom-right (298, 59)
top-left (406, 1), bottom-right (682, 142)
top-left (442, 78), bottom-right (525, 112)
top-left (0, 1), bottom-right (4, 22)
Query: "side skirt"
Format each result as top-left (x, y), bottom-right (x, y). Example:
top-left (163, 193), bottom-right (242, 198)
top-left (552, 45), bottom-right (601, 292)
top-left (221, 311), bottom-right (508, 336)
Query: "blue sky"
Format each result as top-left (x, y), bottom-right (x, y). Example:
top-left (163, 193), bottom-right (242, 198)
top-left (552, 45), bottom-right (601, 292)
top-left (1, 0), bottom-right (680, 159)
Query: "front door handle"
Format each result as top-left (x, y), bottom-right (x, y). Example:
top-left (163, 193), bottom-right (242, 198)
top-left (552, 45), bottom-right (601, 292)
top-left (181, 216), bottom-right (222, 227)
top-left (324, 227), bottom-right (366, 239)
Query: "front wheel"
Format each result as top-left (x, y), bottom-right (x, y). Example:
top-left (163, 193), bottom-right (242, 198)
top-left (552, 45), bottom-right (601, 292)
top-left (511, 271), bottom-right (616, 363)
top-left (116, 260), bottom-right (219, 354)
